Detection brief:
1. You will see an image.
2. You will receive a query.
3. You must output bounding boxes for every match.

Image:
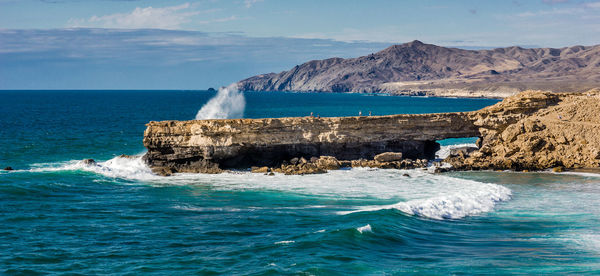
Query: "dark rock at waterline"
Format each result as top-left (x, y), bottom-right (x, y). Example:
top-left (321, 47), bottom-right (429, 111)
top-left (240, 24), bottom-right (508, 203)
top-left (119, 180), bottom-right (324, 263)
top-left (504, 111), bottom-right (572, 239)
top-left (4, 166), bottom-right (13, 171)
top-left (207, 87), bottom-right (216, 92)
top-left (290, 157), bottom-right (299, 165)
top-left (433, 167), bottom-right (451, 173)
top-left (82, 159), bottom-right (96, 165)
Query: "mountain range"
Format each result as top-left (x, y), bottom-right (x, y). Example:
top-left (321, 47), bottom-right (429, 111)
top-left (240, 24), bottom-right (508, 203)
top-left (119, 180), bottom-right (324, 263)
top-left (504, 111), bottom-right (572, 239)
top-left (238, 40), bottom-right (600, 98)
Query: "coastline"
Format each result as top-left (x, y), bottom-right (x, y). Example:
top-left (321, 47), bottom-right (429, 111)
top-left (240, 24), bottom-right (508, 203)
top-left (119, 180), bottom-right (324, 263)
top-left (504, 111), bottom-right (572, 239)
top-left (142, 90), bottom-right (600, 175)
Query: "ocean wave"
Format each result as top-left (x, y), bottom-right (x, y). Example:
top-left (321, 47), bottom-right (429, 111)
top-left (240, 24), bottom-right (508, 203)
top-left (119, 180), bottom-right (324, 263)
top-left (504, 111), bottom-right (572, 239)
top-left (338, 180), bottom-right (511, 220)
top-left (172, 204), bottom-right (330, 213)
top-left (21, 158), bottom-right (512, 213)
top-left (560, 171), bottom-right (600, 178)
top-left (19, 151), bottom-right (512, 220)
top-left (27, 155), bottom-right (157, 180)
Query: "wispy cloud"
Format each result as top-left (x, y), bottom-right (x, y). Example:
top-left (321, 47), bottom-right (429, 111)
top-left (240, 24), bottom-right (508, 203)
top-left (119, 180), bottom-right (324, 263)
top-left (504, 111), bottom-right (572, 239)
top-left (197, 15), bottom-right (239, 25)
top-left (515, 7), bottom-right (579, 17)
top-left (584, 1), bottom-right (600, 8)
top-left (243, 0), bottom-right (263, 8)
top-left (0, 28), bottom-right (389, 89)
top-left (67, 3), bottom-right (206, 29)
top-left (542, 0), bottom-right (569, 4)
top-left (515, 1), bottom-right (600, 17)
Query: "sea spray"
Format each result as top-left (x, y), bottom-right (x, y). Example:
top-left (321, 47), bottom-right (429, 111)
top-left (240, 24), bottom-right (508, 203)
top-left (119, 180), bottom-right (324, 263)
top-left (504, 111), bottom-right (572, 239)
top-left (195, 83), bottom-right (245, 120)
top-left (28, 155), bottom-right (156, 180)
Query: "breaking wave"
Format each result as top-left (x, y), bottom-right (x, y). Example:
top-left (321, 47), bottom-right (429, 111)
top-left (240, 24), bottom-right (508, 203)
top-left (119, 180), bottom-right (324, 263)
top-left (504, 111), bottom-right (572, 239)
top-left (338, 180), bottom-right (511, 220)
top-left (28, 155), bottom-right (156, 180)
top-left (195, 83), bottom-right (245, 120)
top-left (21, 155), bottom-right (511, 220)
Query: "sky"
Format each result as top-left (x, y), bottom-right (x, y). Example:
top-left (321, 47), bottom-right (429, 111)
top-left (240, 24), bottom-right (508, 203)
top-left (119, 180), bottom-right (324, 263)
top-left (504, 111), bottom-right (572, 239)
top-left (1, 0), bottom-right (600, 89)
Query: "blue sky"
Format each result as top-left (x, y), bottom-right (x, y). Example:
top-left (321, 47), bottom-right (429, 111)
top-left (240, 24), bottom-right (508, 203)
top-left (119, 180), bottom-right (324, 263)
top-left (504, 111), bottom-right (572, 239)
top-left (1, 0), bottom-right (600, 89)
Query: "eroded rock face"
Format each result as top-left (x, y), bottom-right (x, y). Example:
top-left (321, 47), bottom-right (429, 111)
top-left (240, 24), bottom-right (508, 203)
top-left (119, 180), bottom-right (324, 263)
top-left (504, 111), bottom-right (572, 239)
top-left (447, 90), bottom-right (600, 170)
top-left (143, 113), bottom-right (477, 174)
top-left (143, 90), bottom-right (600, 175)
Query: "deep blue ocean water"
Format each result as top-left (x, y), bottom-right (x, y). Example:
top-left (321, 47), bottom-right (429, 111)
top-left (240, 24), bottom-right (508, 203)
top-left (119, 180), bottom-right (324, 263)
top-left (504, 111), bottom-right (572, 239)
top-left (1, 90), bottom-right (600, 274)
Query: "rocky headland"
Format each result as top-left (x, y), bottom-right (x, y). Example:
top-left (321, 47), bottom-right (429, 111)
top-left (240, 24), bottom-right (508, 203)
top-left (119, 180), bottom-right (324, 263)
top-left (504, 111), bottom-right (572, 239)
top-left (446, 90), bottom-right (600, 171)
top-left (238, 40), bottom-right (600, 98)
top-left (143, 90), bottom-right (600, 175)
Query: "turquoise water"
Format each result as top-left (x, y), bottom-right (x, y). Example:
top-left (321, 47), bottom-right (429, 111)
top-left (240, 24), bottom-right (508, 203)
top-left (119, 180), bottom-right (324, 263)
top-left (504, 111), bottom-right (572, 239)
top-left (1, 90), bottom-right (600, 274)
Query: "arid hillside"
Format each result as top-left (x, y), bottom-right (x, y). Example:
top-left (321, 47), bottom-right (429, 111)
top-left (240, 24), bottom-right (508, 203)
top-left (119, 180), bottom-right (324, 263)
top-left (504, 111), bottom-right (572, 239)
top-left (239, 41), bottom-right (600, 98)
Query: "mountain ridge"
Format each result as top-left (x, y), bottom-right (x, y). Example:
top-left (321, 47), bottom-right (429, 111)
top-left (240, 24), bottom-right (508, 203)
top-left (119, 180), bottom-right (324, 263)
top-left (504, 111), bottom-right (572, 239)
top-left (238, 40), bottom-right (600, 98)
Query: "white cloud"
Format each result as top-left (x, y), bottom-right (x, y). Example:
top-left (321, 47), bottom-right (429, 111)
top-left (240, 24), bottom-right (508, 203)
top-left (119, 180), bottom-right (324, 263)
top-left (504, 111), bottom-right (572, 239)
top-left (516, 7), bottom-right (579, 17)
top-left (584, 1), bottom-right (600, 8)
top-left (68, 3), bottom-right (202, 29)
top-left (197, 15), bottom-right (238, 25)
top-left (542, 0), bottom-right (569, 4)
top-left (244, 0), bottom-right (263, 8)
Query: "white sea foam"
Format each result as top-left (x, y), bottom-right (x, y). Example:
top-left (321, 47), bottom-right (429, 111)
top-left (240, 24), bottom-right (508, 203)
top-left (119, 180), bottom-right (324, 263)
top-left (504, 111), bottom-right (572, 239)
top-left (560, 171), bottom-right (600, 178)
top-left (172, 205), bottom-right (244, 212)
top-left (274, 240), bottom-right (295, 245)
top-left (28, 155), bottom-right (156, 180)
top-left (356, 224), bottom-right (372, 233)
top-left (25, 157), bottom-right (512, 220)
top-left (338, 174), bottom-right (512, 220)
top-left (435, 143), bottom-right (477, 160)
top-left (172, 204), bottom-right (328, 212)
top-left (195, 83), bottom-right (245, 120)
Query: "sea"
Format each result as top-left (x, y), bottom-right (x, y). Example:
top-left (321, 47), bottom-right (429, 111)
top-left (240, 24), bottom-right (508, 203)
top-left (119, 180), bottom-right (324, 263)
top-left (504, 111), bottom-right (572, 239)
top-left (1, 90), bottom-right (600, 275)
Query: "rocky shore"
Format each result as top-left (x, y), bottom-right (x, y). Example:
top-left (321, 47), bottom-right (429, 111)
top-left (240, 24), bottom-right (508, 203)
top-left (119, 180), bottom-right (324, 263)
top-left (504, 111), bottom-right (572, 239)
top-left (143, 90), bottom-right (600, 176)
top-left (248, 153), bottom-right (429, 176)
top-left (446, 90), bottom-right (600, 171)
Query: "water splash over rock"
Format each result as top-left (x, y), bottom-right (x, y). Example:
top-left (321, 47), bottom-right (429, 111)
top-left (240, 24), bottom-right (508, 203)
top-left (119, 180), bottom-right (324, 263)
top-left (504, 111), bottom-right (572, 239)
top-left (195, 83), bottom-right (245, 120)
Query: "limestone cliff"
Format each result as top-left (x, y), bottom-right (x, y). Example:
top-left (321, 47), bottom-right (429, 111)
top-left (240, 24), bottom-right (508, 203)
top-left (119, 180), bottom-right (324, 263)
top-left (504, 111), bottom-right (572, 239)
top-left (448, 90), bottom-right (600, 170)
top-left (143, 90), bottom-right (600, 175)
top-left (143, 113), bottom-right (478, 174)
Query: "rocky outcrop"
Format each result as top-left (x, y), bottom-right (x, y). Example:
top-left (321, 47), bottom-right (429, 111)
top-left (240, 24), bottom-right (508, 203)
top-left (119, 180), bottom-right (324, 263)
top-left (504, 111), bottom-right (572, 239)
top-left (373, 152), bottom-right (403, 163)
top-left (447, 90), bottom-right (600, 170)
top-left (239, 40), bottom-right (600, 98)
top-left (143, 90), bottom-right (600, 175)
top-left (143, 112), bottom-right (478, 174)
top-left (247, 155), bottom-right (429, 175)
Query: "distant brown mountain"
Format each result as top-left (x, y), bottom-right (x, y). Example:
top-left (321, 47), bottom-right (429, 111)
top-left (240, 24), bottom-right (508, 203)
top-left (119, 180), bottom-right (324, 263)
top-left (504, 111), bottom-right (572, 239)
top-left (238, 40), bottom-right (600, 98)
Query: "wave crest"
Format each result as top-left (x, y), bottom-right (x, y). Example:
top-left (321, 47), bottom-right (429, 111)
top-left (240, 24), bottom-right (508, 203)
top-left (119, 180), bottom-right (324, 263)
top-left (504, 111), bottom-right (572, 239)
top-left (29, 155), bottom-right (156, 180)
top-left (339, 181), bottom-right (511, 220)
